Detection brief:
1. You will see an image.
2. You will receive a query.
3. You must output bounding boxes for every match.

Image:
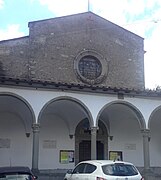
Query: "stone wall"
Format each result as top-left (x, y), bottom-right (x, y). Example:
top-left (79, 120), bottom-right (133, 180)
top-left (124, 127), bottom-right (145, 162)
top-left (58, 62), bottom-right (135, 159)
top-left (28, 12), bottom-right (145, 89)
top-left (0, 37), bottom-right (29, 79)
top-left (0, 12), bottom-right (145, 90)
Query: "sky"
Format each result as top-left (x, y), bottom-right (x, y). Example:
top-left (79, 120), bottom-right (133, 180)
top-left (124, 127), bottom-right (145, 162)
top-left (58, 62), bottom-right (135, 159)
top-left (0, 0), bottom-right (161, 89)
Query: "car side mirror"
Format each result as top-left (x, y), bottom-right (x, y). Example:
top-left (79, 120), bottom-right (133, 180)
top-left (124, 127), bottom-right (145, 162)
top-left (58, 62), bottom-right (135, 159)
top-left (67, 169), bottom-right (73, 174)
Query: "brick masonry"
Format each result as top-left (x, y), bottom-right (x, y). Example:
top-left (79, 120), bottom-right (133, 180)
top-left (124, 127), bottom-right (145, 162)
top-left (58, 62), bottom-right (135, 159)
top-left (0, 12), bottom-right (145, 90)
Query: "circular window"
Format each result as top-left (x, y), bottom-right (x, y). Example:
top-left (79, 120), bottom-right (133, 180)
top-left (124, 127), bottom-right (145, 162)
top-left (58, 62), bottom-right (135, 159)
top-left (74, 50), bottom-right (108, 85)
top-left (78, 55), bottom-right (102, 80)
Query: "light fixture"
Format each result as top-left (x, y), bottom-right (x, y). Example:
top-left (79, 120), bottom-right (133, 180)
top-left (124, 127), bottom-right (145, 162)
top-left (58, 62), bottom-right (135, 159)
top-left (26, 133), bottom-right (30, 138)
top-left (109, 136), bottom-right (113, 141)
top-left (69, 134), bottom-right (74, 139)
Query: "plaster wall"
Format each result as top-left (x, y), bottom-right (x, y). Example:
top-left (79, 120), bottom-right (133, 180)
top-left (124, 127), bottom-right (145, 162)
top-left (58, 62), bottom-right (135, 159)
top-left (149, 120), bottom-right (161, 166)
top-left (108, 113), bottom-right (143, 166)
top-left (0, 112), bottom-right (32, 167)
top-left (39, 114), bottom-right (75, 169)
top-left (0, 110), bottom-right (152, 169)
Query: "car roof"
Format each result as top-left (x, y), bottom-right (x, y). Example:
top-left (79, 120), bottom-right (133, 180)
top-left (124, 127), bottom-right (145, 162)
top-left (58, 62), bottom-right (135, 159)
top-left (78, 160), bottom-right (134, 166)
top-left (0, 166), bottom-right (32, 174)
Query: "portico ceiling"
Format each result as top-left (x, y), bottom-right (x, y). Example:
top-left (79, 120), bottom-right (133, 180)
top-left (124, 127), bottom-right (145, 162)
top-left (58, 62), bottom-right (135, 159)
top-left (40, 99), bottom-right (89, 126)
top-left (0, 94), bottom-right (34, 132)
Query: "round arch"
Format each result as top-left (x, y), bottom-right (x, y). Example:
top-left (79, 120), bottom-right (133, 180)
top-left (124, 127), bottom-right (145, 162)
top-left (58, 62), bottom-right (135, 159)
top-left (148, 105), bottom-right (161, 129)
top-left (96, 100), bottom-right (146, 130)
top-left (0, 92), bottom-right (35, 167)
top-left (0, 92), bottom-right (36, 127)
top-left (38, 96), bottom-right (94, 169)
top-left (148, 105), bottom-right (161, 167)
top-left (37, 96), bottom-right (94, 127)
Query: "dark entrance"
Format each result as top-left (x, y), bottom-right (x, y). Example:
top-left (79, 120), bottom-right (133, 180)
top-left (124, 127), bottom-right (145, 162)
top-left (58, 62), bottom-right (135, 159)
top-left (75, 119), bottom-right (108, 163)
top-left (79, 140), bottom-right (104, 162)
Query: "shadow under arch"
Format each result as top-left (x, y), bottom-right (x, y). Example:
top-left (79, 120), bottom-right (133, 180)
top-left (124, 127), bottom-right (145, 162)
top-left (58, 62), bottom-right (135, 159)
top-left (75, 117), bottom-right (109, 163)
top-left (96, 100), bottom-right (146, 130)
top-left (37, 96), bottom-right (94, 127)
top-left (0, 92), bottom-right (36, 132)
top-left (148, 105), bottom-right (161, 129)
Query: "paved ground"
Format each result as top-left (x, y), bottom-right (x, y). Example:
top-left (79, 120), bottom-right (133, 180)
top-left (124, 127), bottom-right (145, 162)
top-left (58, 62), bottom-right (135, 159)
top-left (37, 172), bottom-right (65, 180)
top-left (38, 175), bottom-right (64, 180)
top-left (36, 169), bottom-right (161, 180)
top-left (37, 174), bottom-right (161, 180)
top-left (35, 169), bottom-right (66, 180)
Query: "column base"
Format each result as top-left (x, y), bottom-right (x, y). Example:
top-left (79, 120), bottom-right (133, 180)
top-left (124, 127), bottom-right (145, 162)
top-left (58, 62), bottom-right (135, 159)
top-left (141, 168), bottom-right (155, 180)
top-left (31, 168), bottom-right (40, 176)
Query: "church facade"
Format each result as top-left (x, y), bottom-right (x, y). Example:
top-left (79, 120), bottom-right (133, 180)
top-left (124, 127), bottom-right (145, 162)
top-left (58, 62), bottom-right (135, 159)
top-left (0, 12), bottom-right (161, 178)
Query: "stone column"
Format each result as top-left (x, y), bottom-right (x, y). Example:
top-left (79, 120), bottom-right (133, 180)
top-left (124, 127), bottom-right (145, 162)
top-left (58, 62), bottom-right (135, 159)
top-left (141, 129), bottom-right (154, 180)
top-left (91, 127), bottom-right (98, 160)
top-left (32, 123), bottom-right (40, 173)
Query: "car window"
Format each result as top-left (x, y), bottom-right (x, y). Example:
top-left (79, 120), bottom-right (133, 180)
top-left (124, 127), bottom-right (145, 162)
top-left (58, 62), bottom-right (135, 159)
top-left (73, 163), bottom-right (86, 174)
top-left (102, 163), bottom-right (138, 176)
top-left (84, 163), bottom-right (96, 173)
top-left (0, 174), bottom-right (32, 180)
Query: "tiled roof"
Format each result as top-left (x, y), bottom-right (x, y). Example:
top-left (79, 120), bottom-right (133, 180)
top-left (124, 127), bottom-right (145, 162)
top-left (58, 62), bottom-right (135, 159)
top-left (0, 77), bottom-right (160, 98)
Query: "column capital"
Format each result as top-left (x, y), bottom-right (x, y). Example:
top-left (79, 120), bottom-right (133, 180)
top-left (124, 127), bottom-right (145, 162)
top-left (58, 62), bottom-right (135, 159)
top-left (141, 129), bottom-right (150, 137)
top-left (90, 126), bottom-right (98, 134)
top-left (32, 123), bottom-right (40, 132)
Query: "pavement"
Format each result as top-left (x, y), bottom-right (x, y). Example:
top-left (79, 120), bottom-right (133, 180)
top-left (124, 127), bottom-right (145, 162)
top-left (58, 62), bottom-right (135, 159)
top-left (38, 176), bottom-right (161, 180)
top-left (37, 171), bottom-right (66, 180)
top-left (36, 169), bottom-right (161, 180)
top-left (37, 173), bottom-right (161, 180)
top-left (38, 175), bottom-right (64, 180)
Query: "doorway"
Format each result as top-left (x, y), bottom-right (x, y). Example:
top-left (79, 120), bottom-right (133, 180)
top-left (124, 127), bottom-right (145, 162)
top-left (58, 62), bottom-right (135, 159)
top-left (75, 119), bottom-right (108, 164)
top-left (79, 140), bottom-right (104, 162)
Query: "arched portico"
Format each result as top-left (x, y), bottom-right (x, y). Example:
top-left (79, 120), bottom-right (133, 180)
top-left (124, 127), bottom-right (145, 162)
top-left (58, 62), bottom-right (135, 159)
top-left (75, 119), bottom-right (108, 164)
top-left (96, 100), bottom-right (146, 129)
top-left (96, 100), bottom-right (152, 176)
top-left (148, 106), bottom-right (161, 167)
top-left (37, 96), bottom-right (94, 170)
top-left (0, 92), bottom-right (35, 167)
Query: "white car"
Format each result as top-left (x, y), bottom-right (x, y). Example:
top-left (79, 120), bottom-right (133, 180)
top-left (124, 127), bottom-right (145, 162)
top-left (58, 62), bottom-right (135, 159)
top-left (64, 160), bottom-right (144, 180)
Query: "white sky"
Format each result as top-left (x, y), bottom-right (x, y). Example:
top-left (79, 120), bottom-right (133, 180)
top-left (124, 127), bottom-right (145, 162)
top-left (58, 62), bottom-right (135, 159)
top-left (0, 0), bottom-right (161, 89)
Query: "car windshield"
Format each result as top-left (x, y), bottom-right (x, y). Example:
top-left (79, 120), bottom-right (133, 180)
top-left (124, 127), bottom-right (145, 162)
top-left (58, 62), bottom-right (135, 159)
top-left (102, 163), bottom-right (138, 176)
top-left (0, 174), bottom-right (32, 180)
